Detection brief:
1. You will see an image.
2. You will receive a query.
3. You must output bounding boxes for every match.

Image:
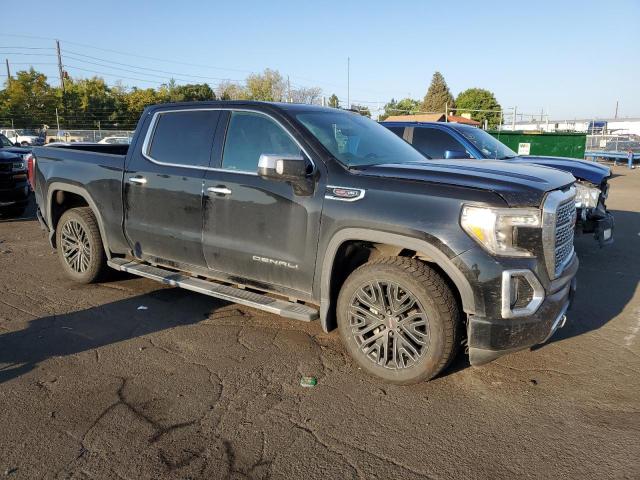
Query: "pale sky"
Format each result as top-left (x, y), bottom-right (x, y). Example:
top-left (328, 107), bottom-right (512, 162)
top-left (2, 0), bottom-right (638, 120)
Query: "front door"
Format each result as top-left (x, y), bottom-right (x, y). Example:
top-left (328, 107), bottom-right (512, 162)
top-left (202, 110), bottom-right (324, 294)
top-left (124, 109), bottom-right (222, 267)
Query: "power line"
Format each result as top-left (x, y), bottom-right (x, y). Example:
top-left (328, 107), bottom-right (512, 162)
top-left (63, 55), bottom-right (243, 84)
top-left (64, 50), bottom-right (244, 83)
top-left (0, 33), bottom-right (382, 98)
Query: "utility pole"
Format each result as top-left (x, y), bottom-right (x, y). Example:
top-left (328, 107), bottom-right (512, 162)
top-left (287, 76), bottom-right (291, 103)
top-left (614, 100), bottom-right (619, 119)
top-left (55, 108), bottom-right (60, 139)
top-left (4, 59), bottom-right (10, 85)
top-left (56, 40), bottom-right (65, 94)
top-left (512, 106), bottom-right (517, 130)
top-left (56, 39), bottom-right (67, 128)
top-left (347, 57), bottom-right (350, 109)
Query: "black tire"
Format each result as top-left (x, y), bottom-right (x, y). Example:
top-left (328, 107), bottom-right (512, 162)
top-left (337, 256), bottom-right (460, 384)
top-left (56, 207), bottom-right (107, 283)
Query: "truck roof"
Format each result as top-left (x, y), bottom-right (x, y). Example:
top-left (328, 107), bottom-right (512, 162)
top-left (379, 120), bottom-right (474, 131)
top-left (144, 100), bottom-right (337, 115)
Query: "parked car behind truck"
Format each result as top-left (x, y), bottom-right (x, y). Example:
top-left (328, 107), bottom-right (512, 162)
top-left (32, 102), bottom-right (578, 383)
top-left (381, 121), bottom-right (613, 246)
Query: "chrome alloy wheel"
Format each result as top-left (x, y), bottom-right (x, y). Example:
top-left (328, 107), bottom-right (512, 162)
top-left (348, 281), bottom-right (430, 369)
top-left (60, 219), bottom-right (91, 273)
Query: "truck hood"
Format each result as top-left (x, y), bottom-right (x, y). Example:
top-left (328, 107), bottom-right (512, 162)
top-left (511, 155), bottom-right (610, 185)
top-left (353, 159), bottom-right (575, 207)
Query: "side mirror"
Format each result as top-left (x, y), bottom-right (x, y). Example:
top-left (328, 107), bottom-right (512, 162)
top-left (444, 149), bottom-right (469, 159)
top-left (257, 154), bottom-right (307, 181)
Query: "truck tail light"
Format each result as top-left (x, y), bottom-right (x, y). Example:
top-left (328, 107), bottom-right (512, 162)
top-left (26, 153), bottom-right (35, 189)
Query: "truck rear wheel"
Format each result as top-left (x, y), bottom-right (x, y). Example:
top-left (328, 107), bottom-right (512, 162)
top-left (56, 207), bottom-right (107, 284)
top-left (337, 257), bottom-right (460, 384)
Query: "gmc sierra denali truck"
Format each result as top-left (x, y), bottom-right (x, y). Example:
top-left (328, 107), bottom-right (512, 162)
top-left (381, 121), bottom-right (613, 246)
top-left (32, 102), bottom-right (578, 384)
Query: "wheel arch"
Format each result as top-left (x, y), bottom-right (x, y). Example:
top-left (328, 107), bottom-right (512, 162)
top-left (319, 228), bottom-right (475, 332)
top-left (46, 182), bottom-right (112, 259)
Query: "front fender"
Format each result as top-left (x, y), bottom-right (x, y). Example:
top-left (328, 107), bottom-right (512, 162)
top-left (318, 228), bottom-right (476, 332)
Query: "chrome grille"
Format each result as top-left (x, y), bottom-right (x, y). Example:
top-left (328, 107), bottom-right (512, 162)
top-left (542, 187), bottom-right (576, 280)
top-left (554, 199), bottom-right (575, 273)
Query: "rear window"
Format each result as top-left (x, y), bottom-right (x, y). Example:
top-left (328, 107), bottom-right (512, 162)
top-left (147, 110), bottom-right (221, 167)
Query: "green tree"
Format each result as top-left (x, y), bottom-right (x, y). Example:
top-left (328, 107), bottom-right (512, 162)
top-left (125, 87), bottom-right (161, 121)
top-left (0, 68), bottom-right (58, 128)
top-left (455, 88), bottom-right (502, 128)
top-left (245, 68), bottom-right (286, 101)
top-left (379, 97), bottom-right (421, 120)
top-left (160, 80), bottom-right (216, 102)
top-left (421, 71), bottom-right (455, 113)
top-left (328, 94), bottom-right (340, 108)
top-left (64, 77), bottom-right (115, 128)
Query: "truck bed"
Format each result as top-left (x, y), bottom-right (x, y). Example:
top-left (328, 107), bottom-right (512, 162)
top-left (45, 143), bottom-right (129, 156)
top-left (32, 143), bottom-right (130, 255)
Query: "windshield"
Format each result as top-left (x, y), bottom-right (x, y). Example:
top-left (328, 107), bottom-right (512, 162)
top-left (295, 111), bottom-right (425, 167)
top-left (458, 127), bottom-right (518, 160)
top-left (0, 134), bottom-right (12, 147)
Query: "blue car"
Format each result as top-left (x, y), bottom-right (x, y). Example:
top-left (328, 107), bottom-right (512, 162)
top-left (381, 121), bottom-right (613, 246)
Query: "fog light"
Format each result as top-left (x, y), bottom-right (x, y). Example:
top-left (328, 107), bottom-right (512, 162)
top-left (501, 270), bottom-right (544, 318)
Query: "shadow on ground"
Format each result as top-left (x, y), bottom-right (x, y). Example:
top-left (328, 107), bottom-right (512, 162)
top-left (541, 209), bottom-right (639, 347)
top-left (0, 288), bottom-right (223, 385)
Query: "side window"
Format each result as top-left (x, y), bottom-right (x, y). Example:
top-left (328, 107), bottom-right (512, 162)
top-left (386, 126), bottom-right (405, 138)
top-left (147, 110), bottom-right (221, 167)
top-left (411, 128), bottom-right (470, 159)
top-left (222, 111), bottom-right (301, 172)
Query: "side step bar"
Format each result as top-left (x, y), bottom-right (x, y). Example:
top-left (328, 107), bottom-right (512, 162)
top-left (107, 258), bottom-right (318, 322)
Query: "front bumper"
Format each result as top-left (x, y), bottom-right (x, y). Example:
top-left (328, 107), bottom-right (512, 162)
top-left (578, 204), bottom-right (614, 247)
top-left (0, 178), bottom-right (29, 208)
top-left (467, 253), bottom-right (578, 366)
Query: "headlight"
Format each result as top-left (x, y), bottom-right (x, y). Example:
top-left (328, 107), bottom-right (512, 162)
top-left (12, 161), bottom-right (26, 172)
top-left (574, 181), bottom-right (600, 209)
top-left (461, 205), bottom-right (541, 257)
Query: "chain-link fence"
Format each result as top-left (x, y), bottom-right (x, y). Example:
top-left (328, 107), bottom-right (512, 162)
top-left (586, 134), bottom-right (640, 153)
top-left (44, 129), bottom-right (135, 144)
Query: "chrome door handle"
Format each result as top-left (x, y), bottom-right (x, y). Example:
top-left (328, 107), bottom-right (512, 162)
top-left (129, 177), bottom-right (147, 185)
top-left (207, 186), bottom-right (232, 195)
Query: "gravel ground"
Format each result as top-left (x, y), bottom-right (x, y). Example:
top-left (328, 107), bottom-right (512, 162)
top-left (0, 166), bottom-right (639, 479)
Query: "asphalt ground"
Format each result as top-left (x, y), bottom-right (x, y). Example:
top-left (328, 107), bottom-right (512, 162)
top-left (0, 165), bottom-right (638, 479)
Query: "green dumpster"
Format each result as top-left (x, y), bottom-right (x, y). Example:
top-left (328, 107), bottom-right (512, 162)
top-left (487, 130), bottom-right (586, 159)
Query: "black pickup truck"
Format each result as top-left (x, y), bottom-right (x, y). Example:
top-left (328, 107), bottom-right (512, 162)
top-left (0, 133), bottom-right (30, 216)
top-left (32, 102), bottom-right (578, 383)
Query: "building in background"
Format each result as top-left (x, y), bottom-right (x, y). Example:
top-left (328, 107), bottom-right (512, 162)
top-left (500, 117), bottom-right (640, 136)
top-left (384, 113), bottom-right (481, 126)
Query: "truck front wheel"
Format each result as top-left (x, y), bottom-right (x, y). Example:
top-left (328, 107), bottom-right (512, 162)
top-left (56, 207), bottom-right (107, 283)
top-left (337, 257), bottom-right (460, 384)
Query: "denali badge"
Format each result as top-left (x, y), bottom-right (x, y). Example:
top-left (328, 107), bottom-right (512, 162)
top-left (252, 255), bottom-right (299, 269)
top-left (325, 185), bottom-right (365, 202)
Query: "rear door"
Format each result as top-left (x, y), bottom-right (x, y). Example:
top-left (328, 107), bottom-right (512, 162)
top-left (201, 109), bottom-right (324, 294)
top-left (124, 109), bottom-right (222, 267)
